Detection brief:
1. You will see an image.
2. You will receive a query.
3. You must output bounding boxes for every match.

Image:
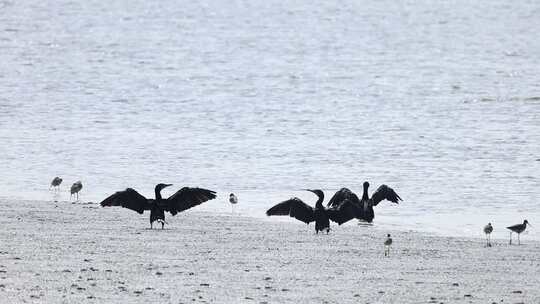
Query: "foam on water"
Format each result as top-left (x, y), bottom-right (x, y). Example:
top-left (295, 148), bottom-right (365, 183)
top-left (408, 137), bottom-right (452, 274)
top-left (0, 0), bottom-right (539, 239)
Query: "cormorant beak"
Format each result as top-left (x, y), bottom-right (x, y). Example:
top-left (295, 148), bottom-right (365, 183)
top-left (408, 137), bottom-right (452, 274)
top-left (303, 189), bottom-right (314, 193)
top-left (164, 184), bottom-right (173, 188)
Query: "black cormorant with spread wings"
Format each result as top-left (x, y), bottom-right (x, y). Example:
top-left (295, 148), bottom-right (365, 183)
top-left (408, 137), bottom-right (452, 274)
top-left (266, 189), bottom-right (360, 234)
top-left (327, 181), bottom-right (402, 223)
top-left (100, 183), bottom-right (216, 229)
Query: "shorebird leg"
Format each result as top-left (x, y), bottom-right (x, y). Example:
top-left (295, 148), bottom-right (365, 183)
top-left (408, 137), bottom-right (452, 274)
top-left (518, 233), bottom-right (520, 245)
top-left (509, 232), bottom-right (512, 245)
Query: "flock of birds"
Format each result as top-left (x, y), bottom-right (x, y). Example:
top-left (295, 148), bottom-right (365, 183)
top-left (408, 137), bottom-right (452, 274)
top-left (265, 182), bottom-right (402, 234)
top-left (483, 220), bottom-right (531, 246)
top-left (50, 177), bottom-right (83, 200)
top-left (50, 176), bottom-right (532, 250)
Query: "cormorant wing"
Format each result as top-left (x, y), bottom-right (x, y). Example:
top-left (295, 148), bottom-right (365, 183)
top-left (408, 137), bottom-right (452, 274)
top-left (100, 188), bottom-right (150, 214)
top-left (266, 198), bottom-right (315, 224)
top-left (326, 200), bottom-right (360, 225)
top-left (327, 188), bottom-right (361, 207)
top-left (371, 185), bottom-right (402, 206)
top-left (165, 187), bottom-right (217, 215)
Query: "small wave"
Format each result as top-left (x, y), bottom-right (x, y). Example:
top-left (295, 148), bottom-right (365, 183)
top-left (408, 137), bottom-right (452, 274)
top-left (111, 99), bottom-right (129, 103)
top-left (504, 51), bottom-right (520, 57)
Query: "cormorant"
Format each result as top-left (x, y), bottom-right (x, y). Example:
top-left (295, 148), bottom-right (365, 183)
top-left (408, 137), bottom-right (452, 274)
top-left (70, 181), bottom-right (83, 201)
top-left (507, 220), bottom-right (530, 245)
top-left (229, 193), bottom-right (238, 213)
top-left (483, 223), bottom-right (493, 247)
top-left (384, 234), bottom-right (392, 256)
top-left (327, 181), bottom-right (402, 223)
top-left (50, 177), bottom-right (63, 191)
top-left (100, 183), bottom-right (217, 229)
top-left (266, 189), bottom-right (359, 234)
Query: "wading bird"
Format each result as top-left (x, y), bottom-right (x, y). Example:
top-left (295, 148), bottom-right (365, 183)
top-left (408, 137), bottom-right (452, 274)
top-left (229, 193), bottom-right (238, 213)
top-left (100, 183), bottom-right (216, 229)
top-left (507, 220), bottom-right (531, 245)
top-left (327, 181), bottom-right (402, 223)
top-left (50, 177), bottom-right (63, 191)
top-left (70, 181), bottom-right (83, 201)
top-left (384, 234), bottom-right (393, 256)
top-left (484, 223), bottom-right (493, 247)
top-left (266, 189), bottom-right (359, 234)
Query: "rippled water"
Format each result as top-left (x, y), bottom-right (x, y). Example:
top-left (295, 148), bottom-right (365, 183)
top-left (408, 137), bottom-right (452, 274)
top-left (1, 0), bottom-right (539, 239)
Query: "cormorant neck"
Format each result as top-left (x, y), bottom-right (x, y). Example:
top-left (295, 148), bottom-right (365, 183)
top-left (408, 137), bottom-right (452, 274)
top-left (155, 187), bottom-right (163, 200)
top-left (315, 193), bottom-right (324, 207)
top-left (362, 184), bottom-right (369, 200)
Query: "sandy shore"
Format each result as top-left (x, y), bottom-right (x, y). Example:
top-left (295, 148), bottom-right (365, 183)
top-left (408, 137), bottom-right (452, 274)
top-left (0, 199), bottom-right (539, 303)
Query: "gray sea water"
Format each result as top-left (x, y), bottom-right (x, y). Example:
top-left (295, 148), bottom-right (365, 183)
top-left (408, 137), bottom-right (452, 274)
top-left (1, 0), bottom-right (539, 239)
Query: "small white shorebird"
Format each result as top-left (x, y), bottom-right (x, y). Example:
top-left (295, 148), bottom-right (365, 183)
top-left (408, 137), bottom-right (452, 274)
top-left (507, 220), bottom-right (531, 245)
top-left (384, 234), bottom-right (393, 257)
top-left (70, 181), bottom-right (83, 201)
top-left (483, 223), bottom-right (493, 247)
top-left (50, 177), bottom-right (63, 191)
top-left (229, 193), bottom-right (238, 213)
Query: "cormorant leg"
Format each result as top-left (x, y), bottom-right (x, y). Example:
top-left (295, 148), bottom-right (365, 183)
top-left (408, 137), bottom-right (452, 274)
top-left (161, 222), bottom-right (164, 230)
top-left (150, 222), bottom-right (153, 229)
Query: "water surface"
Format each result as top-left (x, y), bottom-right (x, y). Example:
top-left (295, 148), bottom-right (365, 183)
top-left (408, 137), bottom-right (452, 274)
top-left (1, 0), bottom-right (539, 239)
